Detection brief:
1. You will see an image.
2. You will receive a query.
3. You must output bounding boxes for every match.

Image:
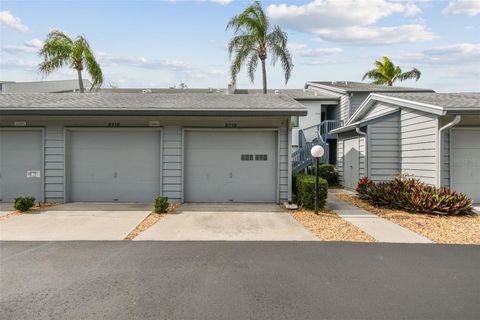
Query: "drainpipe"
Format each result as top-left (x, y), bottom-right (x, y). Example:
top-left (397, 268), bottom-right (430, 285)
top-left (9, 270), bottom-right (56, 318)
top-left (356, 127), bottom-right (367, 177)
top-left (437, 115), bottom-right (461, 187)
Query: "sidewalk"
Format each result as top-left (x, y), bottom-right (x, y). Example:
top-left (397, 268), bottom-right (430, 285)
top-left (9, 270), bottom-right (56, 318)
top-left (328, 194), bottom-right (432, 243)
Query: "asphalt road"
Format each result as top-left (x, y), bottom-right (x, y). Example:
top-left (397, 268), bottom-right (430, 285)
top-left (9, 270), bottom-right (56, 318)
top-left (1, 241), bottom-right (479, 320)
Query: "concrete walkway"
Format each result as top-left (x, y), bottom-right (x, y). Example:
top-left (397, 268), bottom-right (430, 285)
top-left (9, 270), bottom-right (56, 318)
top-left (135, 203), bottom-right (318, 241)
top-left (0, 203), bottom-right (152, 241)
top-left (328, 194), bottom-right (432, 243)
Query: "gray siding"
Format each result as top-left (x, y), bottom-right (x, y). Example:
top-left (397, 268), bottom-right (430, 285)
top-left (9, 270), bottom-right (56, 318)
top-left (307, 87), bottom-right (345, 121)
top-left (44, 126), bottom-right (64, 202)
top-left (400, 108), bottom-right (438, 185)
top-left (279, 123), bottom-right (289, 201)
top-left (349, 93), bottom-right (369, 116)
top-left (1, 116), bottom-right (290, 203)
top-left (163, 126), bottom-right (182, 201)
top-left (368, 113), bottom-right (401, 182)
top-left (362, 102), bottom-right (399, 122)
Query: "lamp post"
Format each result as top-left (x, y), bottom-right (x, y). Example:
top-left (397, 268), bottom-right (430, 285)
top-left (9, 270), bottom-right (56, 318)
top-left (311, 145), bottom-right (325, 214)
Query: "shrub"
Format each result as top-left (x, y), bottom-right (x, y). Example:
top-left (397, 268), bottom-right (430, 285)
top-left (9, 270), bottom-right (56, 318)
top-left (154, 196), bottom-right (169, 213)
top-left (316, 164), bottom-right (339, 186)
top-left (356, 175), bottom-right (473, 215)
top-left (13, 196), bottom-right (36, 212)
top-left (295, 173), bottom-right (328, 210)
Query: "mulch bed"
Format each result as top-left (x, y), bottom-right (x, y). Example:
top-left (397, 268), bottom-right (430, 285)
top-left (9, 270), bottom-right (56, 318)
top-left (287, 207), bottom-right (375, 242)
top-left (0, 202), bottom-right (56, 221)
top-left (124, 203), bottom-right (181, 240)
top-left (337, 194), bottom-right (480, 244)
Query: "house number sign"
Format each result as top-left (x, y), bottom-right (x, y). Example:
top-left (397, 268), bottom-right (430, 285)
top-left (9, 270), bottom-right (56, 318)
top-left (108, 122), bottom-right (121, 127)
top-left (225, 122), bottom-right (238, 128)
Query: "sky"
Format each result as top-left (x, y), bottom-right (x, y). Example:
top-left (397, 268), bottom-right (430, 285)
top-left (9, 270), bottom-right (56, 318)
top-left (1, 0), bottom-right (479, 92)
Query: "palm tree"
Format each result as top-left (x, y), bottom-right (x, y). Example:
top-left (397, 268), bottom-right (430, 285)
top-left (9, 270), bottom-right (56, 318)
top-left (226, 1), bottom-right (293, 94)
top-left (362, 56), bottom-right (421, 86)
top-left (39, 30), bottom-right (103, 92)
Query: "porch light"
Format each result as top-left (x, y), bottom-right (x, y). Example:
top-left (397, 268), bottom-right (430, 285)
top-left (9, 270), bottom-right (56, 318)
top-left (311, 145), bottom-right (325, 215)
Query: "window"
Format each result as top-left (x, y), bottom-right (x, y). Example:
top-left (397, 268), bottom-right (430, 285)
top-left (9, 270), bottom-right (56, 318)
top-left (241, 154), bottom-right (254, 161)
top-left (255, 154), bottom-right (268, 161)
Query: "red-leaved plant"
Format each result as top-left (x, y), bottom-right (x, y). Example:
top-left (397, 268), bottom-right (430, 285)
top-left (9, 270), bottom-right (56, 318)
top-left (356, 175), bottom-right (473, 215)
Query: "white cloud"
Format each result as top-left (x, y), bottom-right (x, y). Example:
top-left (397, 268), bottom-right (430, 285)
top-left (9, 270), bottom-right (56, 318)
top-left (267, 0), bottom-right (435, 45)
top-left (208, 0), bottom-right (232, 5)
top-left (96, 52), bottom-right (194, 71)
top-left (315, 24), bottom-right (437, 45)
top-left (2, 38), bottom-right (43, 54)
top-left (267, 0), bottom-right (404, 32)
top-left (0, 58), bottom-right (38, 70)
top-left (0, 10), bottom-right (29, 32)
top-left (288, 43), bottom-right (342, 57)
top-left (442, 0), bottom-right (480, 16)
top-left (404, 2), bottom-right (422, 16)
top-left (396, 43), bottom-right (480, 64)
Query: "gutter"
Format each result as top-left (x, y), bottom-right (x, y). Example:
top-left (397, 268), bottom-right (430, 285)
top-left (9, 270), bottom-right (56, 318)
top-left (437, 115), bottom-right (461, 187)
top-left (356, 127), bottom-right (368, 176)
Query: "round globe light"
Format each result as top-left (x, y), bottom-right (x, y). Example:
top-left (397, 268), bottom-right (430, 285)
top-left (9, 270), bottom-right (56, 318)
top-left (310, 145), bottom-right (325, 158)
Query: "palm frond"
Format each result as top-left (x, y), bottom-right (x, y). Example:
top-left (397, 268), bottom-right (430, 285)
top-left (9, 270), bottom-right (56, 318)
top-left (247, 52), bottom-right (258, 83)
top-left (38, 30), bottom-right (73, 75)
top-left (397, 68), bottom-right (421, 82)
top-left (83, 44), bottom-right (104, 88)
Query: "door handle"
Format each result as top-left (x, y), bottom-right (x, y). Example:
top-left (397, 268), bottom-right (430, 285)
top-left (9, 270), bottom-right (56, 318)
top-left (229, 172), bottom-right (233, 178)
top-left (114, 171), bottom-right (118, 178)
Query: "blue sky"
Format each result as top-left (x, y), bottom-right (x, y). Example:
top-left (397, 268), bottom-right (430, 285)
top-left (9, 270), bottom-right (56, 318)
top-left (1, 0), bottom-right (479, 91)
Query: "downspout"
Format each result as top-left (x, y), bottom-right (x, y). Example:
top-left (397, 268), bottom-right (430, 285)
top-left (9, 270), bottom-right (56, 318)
top-left (437, 115), bottom-right (461, 187)
top-left (356, 127), bottom-right (367, 177)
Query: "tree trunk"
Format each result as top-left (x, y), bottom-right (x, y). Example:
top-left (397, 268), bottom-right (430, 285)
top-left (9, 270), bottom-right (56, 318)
top-left (77, 68), bottom-right (85, 93)
top-left (261, 58), bottom-right (267, 94)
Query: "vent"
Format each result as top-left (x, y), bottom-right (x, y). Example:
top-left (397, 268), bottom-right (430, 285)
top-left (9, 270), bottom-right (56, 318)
top-left (241, 154), bottom-right (254, 161)
top-left (14, 121), bottom-right (27, 126)
top-left (255, 154), bottom-right (268, 161)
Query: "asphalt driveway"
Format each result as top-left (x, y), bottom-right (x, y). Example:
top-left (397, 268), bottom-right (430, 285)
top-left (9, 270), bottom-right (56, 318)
top-left (1, 241), bottom-right (479, 320)
top-left (0, 203), bottom-right (151, 241)
top-left (135, 203), bottom-right (317, 241)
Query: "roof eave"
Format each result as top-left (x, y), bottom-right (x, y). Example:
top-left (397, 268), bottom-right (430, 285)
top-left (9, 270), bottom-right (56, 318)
top-left (0, 109), bottom-right (308, 117)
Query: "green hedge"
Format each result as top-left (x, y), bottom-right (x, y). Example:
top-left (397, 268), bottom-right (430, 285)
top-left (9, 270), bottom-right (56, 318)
top-left (154, 196), bottom-right (169, 213)
top-left (13, 196), bottom-right (36, 212)
top-left (316, 164), bottom-right (339, 186)
top-left (294, 173), bottom-right (328, 210)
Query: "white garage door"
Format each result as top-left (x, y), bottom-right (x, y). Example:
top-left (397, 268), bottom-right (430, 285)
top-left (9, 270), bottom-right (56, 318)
top-left (184, 130), bottom-right (278, 203)
top-left (451, 129), bottom-right (480, 203)
top-left (343, 138), bottom-right (360, 189)
top-left (69, 130), bottom-right (161, 202)
top-left (0, 129), bottom-right (43, 202)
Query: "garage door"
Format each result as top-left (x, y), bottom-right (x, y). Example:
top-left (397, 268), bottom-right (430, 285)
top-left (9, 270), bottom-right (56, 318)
top-left (451, 129), bottom-right (480, 203)
top-left (69, 130), bottom-right (161, 202)
top-left (343, 138), bottom-right (360, 189)
top-left (0, 129), bottom-right (43, 202)
top-left (184, 131), bottom-right (277, 202)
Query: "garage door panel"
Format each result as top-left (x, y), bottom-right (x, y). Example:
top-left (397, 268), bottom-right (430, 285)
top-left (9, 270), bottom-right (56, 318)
top-left (184, 131), bottom-right (277, 203)
top-left (70, 130), bottom-right (160, 202)
top-left (452, 130), bottom-right (480, 203)
top-left (0, 130), bottom-right (43, 202)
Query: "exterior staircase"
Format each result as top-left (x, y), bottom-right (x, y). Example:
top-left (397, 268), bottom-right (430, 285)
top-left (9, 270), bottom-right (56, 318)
top-left (292, 120), bottom-right (343, 173)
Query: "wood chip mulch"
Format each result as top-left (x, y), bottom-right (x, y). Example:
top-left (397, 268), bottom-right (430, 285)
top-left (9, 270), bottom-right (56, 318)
top-left (336, 194), bottom-right (480, 244)
top-left (287, 207), bottom-right (376, 242)
top-left (124, 203), bottom-right (181, 240)
top-left (0, 202), bottom-right (57, 221)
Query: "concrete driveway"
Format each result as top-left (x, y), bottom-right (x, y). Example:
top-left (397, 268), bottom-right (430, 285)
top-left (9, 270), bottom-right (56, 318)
top-left (135, 203), bottom-right (317, 241)
top-left (0, 203), bottom-right (14, 217)
top-left (0, 203), bottom-right (151, 241)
